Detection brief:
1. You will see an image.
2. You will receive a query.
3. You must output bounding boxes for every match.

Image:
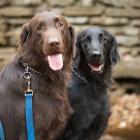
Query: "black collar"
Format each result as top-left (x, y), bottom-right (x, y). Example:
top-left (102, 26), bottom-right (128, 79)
top-left (22, 63), bottom-right (41, 75)
top-left (22, 63), bottom-right (88, 83)
top-left (72, 69), bottom-right (88, 84)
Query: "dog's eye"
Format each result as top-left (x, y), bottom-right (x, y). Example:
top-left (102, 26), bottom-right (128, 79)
top-left (86, 35), bottom-right (91, 41)
top-left (99, 33), bottom-right (104, 43)
top-left (83, 43), bottom-right (88, 48)
top-left (56, 21), bottom-right (64, 30)
top-left (99, 33), bottom-right (108, 44)
top-left (104, 36), bottom-right (108, 44)
top-left (37, 23), bottom-right (46, 31)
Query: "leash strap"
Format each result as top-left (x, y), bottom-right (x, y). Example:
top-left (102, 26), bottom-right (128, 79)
top-left (24, 63), bottom-right (35, 140)
top-left (25, 90), bottom-right (35, 140)
top-left (0, 120), bottom-right (5, 140)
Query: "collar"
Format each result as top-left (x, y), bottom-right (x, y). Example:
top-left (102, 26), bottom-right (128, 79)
top-left (22, 63), bottom-right (41, 75)
top-left (72, 69), bottom-right (88, 84)
top-left (22, 63), bottom-right (88, 83)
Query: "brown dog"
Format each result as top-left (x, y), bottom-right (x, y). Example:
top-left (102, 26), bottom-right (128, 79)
top-left (0, 11), bottom-right (75, 140)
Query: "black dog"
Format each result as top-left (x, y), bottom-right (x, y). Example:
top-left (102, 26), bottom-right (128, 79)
top-left (59, 27), bottom-right (120, 140)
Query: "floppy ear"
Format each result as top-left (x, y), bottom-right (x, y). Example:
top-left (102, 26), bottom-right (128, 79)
top-left (73, 34), bottom-right (82, 69)
top-left (20, 23), bottom-right (30, 46)
top-left (109, 35), bottom-right (120, 65)
top-left (68, 25), bottom-right (76, 58)
top-left (73, 47), bottom-right (81, 69)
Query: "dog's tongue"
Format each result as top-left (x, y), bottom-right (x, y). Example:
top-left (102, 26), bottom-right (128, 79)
top-left (47, 54), bottom-right (63, 71)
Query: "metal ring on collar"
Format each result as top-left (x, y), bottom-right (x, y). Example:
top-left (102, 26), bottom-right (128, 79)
top-left (24, 72), bottom-right (32, 80)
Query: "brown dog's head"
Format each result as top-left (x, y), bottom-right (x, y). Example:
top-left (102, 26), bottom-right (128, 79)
top-left (19, 11), bottom-right (75, 71)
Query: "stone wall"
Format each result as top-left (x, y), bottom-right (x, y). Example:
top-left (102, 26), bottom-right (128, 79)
top-left (0, 0), bottom-right (140, 79)
top-left (0, 0), bottom-right (140, 139)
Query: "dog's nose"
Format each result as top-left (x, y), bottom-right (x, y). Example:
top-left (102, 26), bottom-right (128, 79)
top-left (49, 41), bottom-right (60, 47)
top-left (92, 51), bottom-right (101, 58)
top-left (48, 37), bottom-right (60, 47)
top-left (92, 53), bottom-right (101, 59)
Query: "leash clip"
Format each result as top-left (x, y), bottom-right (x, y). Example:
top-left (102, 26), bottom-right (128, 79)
top-left (25, 90), bottom-right (33, 97)
top-left (23, 63), bottom-right (33, 96)
top-left (23, 63), bottom-right (32, 80)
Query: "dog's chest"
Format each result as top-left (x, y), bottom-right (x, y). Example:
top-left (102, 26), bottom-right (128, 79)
top-left (70, 83), bottom-right (108, 115)
top-left (18, 93), bottom-right (59, 131)
top-left (34, 95), bottom-right (55, 129)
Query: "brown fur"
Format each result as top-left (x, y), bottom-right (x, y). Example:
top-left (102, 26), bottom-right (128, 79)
top-left (0, 11), bottom-right (75, 140)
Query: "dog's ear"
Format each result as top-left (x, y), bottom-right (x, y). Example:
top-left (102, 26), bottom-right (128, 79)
top-left (109, 35), bottom-right (120, 65)
top-left (20, 23), bottom-right (30, 46)
top-left (73, 48), bottom-right (81, 69)
top-left (73, 35), bottom-right (81, 69)
top-left (68, 25), bottom-right (76, 58)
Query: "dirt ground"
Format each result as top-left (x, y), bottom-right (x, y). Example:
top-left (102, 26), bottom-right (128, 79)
top-left (101, 135), bottom-right (140, 140)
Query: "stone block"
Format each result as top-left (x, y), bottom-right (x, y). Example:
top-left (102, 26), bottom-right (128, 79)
top-left (0, 0), bottom-right (9, 6)
top-left (5, 18), bottom-right (29, 26)
top-left (81, 0), bottom-right (95, 7)
top-left (108, 27), bottom-right (140, 36)
top-left (35, 3), bottom-right (49, 13)
top-left (119, 47), bottom-right (140, 57)
top-left (62, 5), bottom-right (105, 16)
top-left (74, 25), bottom-right (93, 32)
top-left (106, 8), bottom-right (140, 18)
top-left (47, 0), bottom-right (74, 6)
top-left (105, 27), bottom-right (125, 35)
top-left (66, 17), bottom-right (88, 25)
top-left (99, 0), bottom-right (126, 7)
top-left (90, 17), bottom-right (129, 26)
top-left (113, 56), bottom-right (140, 78)
top-left (0, 18), bottom-right (7, 31)
top-left (106, 27), bottom-right (139, 37)
top-left (99, 0), bottom-right (140, 8)
top-left (0, 7), bottom-right (33, 17)
top-left (6, 28), bottom-right (21, 46)
top-left (123, 27), bottom-right (140, 36)
top-left (130, 0), bottom-right (140, 8)
top-left (131, 20), bottom-right (140, 27)
top-left (0, 32), bottom-right (7, 45)
top-left (11, 0), bottom-right (42, 6)
top-left (116, 35), bottom-right (140, 46)
top-left (0, 47), bottom-right (16, 70)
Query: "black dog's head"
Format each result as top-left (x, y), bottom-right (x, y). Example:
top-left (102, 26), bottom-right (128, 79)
top-left (74, 27), bottom-right (119, 74)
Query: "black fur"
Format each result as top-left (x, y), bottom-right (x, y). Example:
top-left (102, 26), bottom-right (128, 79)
top-left (58, 27), bottom-right (119, 140)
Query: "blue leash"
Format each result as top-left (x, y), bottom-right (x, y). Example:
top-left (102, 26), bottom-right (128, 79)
top-left (25, 90), bottom-right (35, 140)
top-left (0, 63), bottom-right (36, 140)
top-left (0, 120), bottom-right (5, 140)
top-left (24, 63), bottom-right (35, 140)
top-left (0, 91), bottom-right (35, 140)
